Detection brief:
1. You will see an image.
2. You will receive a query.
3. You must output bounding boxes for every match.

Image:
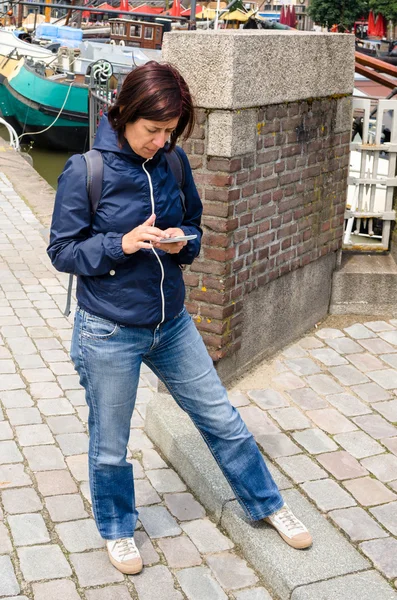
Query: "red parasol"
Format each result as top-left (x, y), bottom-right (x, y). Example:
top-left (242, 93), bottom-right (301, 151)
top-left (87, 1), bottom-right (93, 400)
top-left (170, 0), bottom-right (181, 17)
top-left (367, 10), bottom-right (376, 36)
top-left (280, 5), bottom-right (285, 25)
top-left (285, 5), bottom-right (291, 27)
top-left (376, 14), bottom-right (387, 38)
top-left (290, 4), bottom-right (296, 28)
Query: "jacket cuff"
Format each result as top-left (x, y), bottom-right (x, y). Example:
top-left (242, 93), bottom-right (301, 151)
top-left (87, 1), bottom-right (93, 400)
top-left (104, 233), bottom-right (130, 262)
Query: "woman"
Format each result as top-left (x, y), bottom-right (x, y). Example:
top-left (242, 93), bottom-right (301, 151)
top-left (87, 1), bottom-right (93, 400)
top-left (48, 62), bottom-right (312, 575)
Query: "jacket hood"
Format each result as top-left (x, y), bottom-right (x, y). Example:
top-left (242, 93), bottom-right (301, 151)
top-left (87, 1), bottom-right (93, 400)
top-left (93, 115), bottom-right (164, 164)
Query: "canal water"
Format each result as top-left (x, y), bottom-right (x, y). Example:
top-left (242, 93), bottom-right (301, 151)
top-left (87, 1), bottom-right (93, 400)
top-left (23, 146), bottom-right (74, 189)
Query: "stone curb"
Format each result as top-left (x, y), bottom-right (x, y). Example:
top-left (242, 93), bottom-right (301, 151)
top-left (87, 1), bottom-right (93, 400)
top-left (145, 393), bottom-right (397, 600)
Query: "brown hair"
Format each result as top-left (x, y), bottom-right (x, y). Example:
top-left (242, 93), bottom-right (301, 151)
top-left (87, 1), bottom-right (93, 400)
top-left (108, 61), bottom-right (195, 150)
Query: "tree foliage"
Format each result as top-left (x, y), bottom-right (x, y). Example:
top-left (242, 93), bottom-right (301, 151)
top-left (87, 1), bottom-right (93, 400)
top-left (369, 0), bottom-right (397, 22)
top-left (308, 0), bottom-right (369, 29)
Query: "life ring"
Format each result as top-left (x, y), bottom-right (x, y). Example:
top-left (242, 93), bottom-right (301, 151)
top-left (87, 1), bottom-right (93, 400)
top-left (119, 39), bottom-right (125, 46)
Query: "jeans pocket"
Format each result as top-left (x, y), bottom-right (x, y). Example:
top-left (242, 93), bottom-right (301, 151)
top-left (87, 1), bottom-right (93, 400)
top-left (81, 312), bottom-right (119, 340)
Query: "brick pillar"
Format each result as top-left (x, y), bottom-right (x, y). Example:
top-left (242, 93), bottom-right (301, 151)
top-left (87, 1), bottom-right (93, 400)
top-left (163, 30), bottom-right (355, 383)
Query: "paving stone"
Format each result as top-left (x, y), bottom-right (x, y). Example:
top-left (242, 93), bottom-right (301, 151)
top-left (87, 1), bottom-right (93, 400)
top-left (128, 429), bottom-right (154, 452)
top-left (55, 519), bottom-right (104, 552)
top-left (70, 550), bottom-right (124, 587)
top-left (55, 432), bottom-right (88, 456)
top-left (15, 355), bottom-right (45, 369)
top-left (176, 566), bottom-right (227, 600)
top-left (326, 338), bottom-right (365, 355)
top-left (66, 454), bottom-right (89, 481)
top-left (307, 408), bottom-right (357, 434)
top-left (141, 449), bottom-right (167, 470)
top-left (65, 389), bottom-right (86, 407)
top-left (134, 530), bottom-right (160, 566)
top-left (182, 519), bottom-right (234, 553)
top-left (247, 389), bottom-right (288, 409)
top-left (370, 501), bottom-right (397, 535)
top-left (138, 506), bottom-right (182, 538)
top-left (164, 493), bottom-right (206, 521)
top-left (353, 414), bottom-right (397, 439)
top-left (381, 354), bottom-right (397, 370)
top-left (310, 347), bottom-right (348, 366)
top-left (0, 521), bottom-right (12, 553)
top-left (352, 382), bottom-right (391, 403)
top-left (15, 424), bottom-right (54, 446)
top-left (317, 450), bottom-right (369, 480)
top-left (32, 580), bottom-right (81, 600)
top-left (85, 586), bottom-right (132, 600)
top-left (0, 555), bottom-right (20, 596)
top-left (22, 368), bottom-right (55, 383)
top-left (134, 564), bottom-right (183, 600)
top-left (46, 415), bottom-right (84, 434)
top-left (35, 469), bottom-right (78, 496)
top-left (287, 388), bottom-right (327, 410)
top-left (379, 331), bottom-right (397, 346)
top-left (238, 406), bottom-right (279, 436)
top-left (360, 538), bottom-right (397, 578)
top-left (284, 358), bottom-right (321, 376)
top-left (326, 393), bottom-right (371, 417)
top-left (316, 328), bottom-right (344, 339)
top-left (268, 407), bottom-right (311, 430)
top-left (131, 458), bottom-right (145, 479)
top-left (37, 398), bottom-right (74, 415)
top-left (7, 407), bottom-right (42, 425)
top-left (301, 479), bottom-right (356, 511)
top-left (228, 391), bottom-right (250, 408)
top-left (206, 551), bottom-right (258, 590)
top-left (30, 382), bottom-right (63, 399)
top-left (328, 365), bottom-right (369, 386)
top-left (0, 464), bottom-right (32, 488)
top-left (0, 390), bottom-right (33, 408)
top-left (2, 487), bottom-right (42, 513)
top-left (348, 353), bottom-right (386, 372)
top-left (291, 570), bottom-right (397, 600)
top-left (368, 369), bottom-right (397, 390)
top-left (344, 476), bottom-right (397, 506)
top-left (234, 589), bottom-right (273, 600)
top-left (0, 359), bottom-right (15, 373)
top-left (384, 437), bottom-right (397, 456)
top-left (24, 445), bottom-right (66, 471)
top-left (0, 421), bottom-right (10, 441)
top-left (135, 478), bottom-right (161, 506)
top-left (157, 536), bottom-right (202, 568)
top-left (257, 433), bottom-right (301, 458)
top-left (365, 321), bottom-right (396, 332)
top-left (7, 337), bottom-right (36, 355)
top-left (329, 506), bottom-right (388, 541)
top-left (359, 338), bottom-right (397, 355)
top-left (361, 454), bottom-right (397, 482)
top-left (374, 400), bottom-right (397, 422)
top-left (271, 372), bottom-right (306, 391)
top-left (76, 405), bottom-right (88, 422)
top-left (292, 428), bottom-right (338, 454)
top-left (8, 513), bottom-right (50, 546)
top-left (146, 469), bottom-right (186, 493)
top-left (344, 324), bottom-right (377, 339)
top-left (333, 431), bottom-right (384, 459)
top-left (305, 374), bottom-right (344, 396)
top-left (18, 544), bottom-right (72, 581)
top-left (282, 345), bottom-right (308, 358)
top-left (275, 455), bottom-right (327, 483)
top-left (0, 440), bottom-right (22, 463)
top-left (45, 494), bottom-right (88, 522)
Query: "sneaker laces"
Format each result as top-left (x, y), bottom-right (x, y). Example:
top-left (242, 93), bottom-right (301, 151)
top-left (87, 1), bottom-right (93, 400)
top-left (111, 538), bottom-right (140, 561)
top-left (274, 505), bottom-right (305, 533)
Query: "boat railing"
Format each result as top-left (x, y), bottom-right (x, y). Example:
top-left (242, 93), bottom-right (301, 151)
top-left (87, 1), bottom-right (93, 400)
top-left (0, 117), bottom-right (20, 151)
top-left (345, 95), bottom-right (397, 252)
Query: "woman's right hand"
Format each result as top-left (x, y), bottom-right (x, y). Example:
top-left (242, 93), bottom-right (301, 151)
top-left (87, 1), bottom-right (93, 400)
top-left (121, 214), bottom-right (169, 255)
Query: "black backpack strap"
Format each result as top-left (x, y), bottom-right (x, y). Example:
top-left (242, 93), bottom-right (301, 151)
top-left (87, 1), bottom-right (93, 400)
top-left (84, 149), bottom-right (104, 214)
top-left (166, 148), bottom-right (186, 214)
top-left (64, 149), bottom-right (104, 317)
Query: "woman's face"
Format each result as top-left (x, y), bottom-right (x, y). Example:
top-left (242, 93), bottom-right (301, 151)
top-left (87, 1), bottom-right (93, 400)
top-left (124, 117), bottom-right (179, 159)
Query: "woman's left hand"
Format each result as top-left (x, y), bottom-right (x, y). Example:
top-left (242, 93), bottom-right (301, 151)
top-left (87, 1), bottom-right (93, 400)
top-left (153, 228), bottom-right (188, 254)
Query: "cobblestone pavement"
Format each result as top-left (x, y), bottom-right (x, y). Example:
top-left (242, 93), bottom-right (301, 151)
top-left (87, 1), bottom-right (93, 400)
top-left (1, 171), bottom-right (397, 599)
top-left (0, 173), bottom-right (274, 599)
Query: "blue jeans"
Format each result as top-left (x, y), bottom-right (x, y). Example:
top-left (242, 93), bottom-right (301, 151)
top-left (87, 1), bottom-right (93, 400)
top-left (70, 305), bottom-right (284, 540)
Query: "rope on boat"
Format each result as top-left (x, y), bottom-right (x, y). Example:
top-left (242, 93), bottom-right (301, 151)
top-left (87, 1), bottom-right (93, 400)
top-left (18, 80), bottom-right (75, 141)
top-left (0, 117), bottom-right (20, 151)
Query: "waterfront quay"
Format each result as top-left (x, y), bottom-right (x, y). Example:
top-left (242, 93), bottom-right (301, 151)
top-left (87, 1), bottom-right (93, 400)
top-left (0, 136), bottom-right (396, 599)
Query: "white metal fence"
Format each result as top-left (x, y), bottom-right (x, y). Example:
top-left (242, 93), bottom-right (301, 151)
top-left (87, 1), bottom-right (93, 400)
top-left (344, 96), bottom-right (397, 252)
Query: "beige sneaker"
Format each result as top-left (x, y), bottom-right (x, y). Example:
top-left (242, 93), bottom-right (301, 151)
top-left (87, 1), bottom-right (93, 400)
top-left (265, 504), bottom-right (312, 549)
top-left (107, 537), bottom-right (143, 574)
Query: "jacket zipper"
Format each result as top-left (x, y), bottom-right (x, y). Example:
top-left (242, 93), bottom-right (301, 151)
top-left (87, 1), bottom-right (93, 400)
top-left (142, 158), bottom-right (165, 329)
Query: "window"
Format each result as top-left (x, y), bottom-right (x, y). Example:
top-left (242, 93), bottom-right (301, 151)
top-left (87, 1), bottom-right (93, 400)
top-left (144, 26), bottom-right (153, 40)
top-left (119, 23), bottom-right (126, 36)
top-left (155, 27), bottom-right (161, 41)
top-left (130, 24), bottom-right (142, 38)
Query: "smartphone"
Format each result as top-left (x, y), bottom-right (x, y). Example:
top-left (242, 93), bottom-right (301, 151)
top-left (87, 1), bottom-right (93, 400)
top-left (158, 234), bottom-right (197, 243)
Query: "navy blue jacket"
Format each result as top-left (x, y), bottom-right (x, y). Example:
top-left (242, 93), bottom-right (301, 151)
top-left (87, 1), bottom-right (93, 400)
top-left (47, 116), bottom-right (202, 327)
